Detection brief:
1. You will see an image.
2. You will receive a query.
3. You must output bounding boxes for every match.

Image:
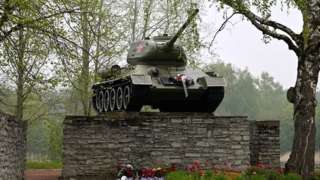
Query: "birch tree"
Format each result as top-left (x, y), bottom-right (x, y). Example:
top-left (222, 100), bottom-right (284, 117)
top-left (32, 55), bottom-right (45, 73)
top-left (0, 27), bottom-right (51, 121)
top-left (0, 0), bottom-right (75, 120)
top-left (214, 0), bottom-right (320, 176)
top-left (55, 0), bottom-right (125, 115)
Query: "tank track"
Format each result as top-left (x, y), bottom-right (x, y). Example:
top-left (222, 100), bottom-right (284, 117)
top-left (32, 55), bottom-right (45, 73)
top-left (92, 78), bottom-right (149, 113)
top-left (93, 79), bottom-right (224, 113)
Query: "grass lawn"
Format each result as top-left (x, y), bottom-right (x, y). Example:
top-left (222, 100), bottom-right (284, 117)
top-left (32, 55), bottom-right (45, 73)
top-left (165, 171), bottom-right (320, 180)
top-left (26, 161), bottom-right (62, 169)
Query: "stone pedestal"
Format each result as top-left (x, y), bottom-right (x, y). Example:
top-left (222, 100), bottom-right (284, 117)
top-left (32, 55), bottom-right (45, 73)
top-left (61, 112), bottom-right (280, 179)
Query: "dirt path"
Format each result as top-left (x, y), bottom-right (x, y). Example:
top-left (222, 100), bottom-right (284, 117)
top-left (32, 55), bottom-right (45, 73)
top-left (25, 169), bottom-right (61, 180)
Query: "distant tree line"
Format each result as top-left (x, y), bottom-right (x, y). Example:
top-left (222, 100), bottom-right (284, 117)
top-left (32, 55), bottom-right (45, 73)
top-left (206, 62), bottom-right (320, 154)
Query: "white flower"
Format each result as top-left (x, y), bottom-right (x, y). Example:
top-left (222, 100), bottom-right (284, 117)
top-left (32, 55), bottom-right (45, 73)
top-left (120, 176), bottom-right (128, 180)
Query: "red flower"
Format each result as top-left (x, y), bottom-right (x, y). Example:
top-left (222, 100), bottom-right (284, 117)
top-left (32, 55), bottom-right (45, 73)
top-left (141, 168), bottom-right (148, 177)
top-left (126, 169), bottom-right (133, 177)
top-left (193, 160), bottom-right (201, 170)
top-left (167, 164), bottom-right (176, 172)
top-left (145, 168), bottom-right (155, 177)
top-left (186, 164), bottom-right (195, 173)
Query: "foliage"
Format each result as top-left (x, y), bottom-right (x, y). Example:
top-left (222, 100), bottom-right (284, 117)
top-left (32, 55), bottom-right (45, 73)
top-left (47, 117), bottom-right (63, 161)
top-left (0, 0), bottom-right (77, 42)
top-left (26, 161), bottom-right (62, 169)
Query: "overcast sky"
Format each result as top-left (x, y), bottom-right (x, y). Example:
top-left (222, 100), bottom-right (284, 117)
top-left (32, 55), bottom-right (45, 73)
top-left (200, 3), bottom-right (303, 88)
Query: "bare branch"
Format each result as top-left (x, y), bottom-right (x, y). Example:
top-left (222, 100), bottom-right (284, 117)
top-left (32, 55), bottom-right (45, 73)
top-left (209, 12), bottom-right (238, 50)
top-left (30, 9), bottom-right (79, 23)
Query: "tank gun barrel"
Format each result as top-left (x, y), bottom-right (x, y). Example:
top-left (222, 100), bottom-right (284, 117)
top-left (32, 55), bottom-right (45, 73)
top-left (165, 9), bottom-right (199, 48)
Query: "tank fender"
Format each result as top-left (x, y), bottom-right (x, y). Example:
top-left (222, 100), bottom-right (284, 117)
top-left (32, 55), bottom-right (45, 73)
top-left (130, 74), bottom-right (152, 85)
top-left (197, 77), bottom-right (225, 88)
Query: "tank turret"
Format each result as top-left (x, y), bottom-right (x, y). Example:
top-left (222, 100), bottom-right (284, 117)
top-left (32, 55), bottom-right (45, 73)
top-left (127, 9), bottom-right (199, 67)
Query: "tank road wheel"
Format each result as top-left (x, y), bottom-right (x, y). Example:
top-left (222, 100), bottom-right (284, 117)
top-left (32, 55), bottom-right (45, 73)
top-left (116, 87), bottom-right (123, 110)
top-left (109, 88), bottom-right (116, 111)
top-left (103, 90), bottom-right (110, 112)
top-left (123, 85), bottom-right (130, 110)
top-left (95, 90), bottom-right (104, 113)
top-left (92, 95), bottom-right (98, 112)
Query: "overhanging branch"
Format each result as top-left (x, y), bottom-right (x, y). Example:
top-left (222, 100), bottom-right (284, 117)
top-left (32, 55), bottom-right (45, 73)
top-left (249, 16), bottom-right (300, 55)
top-left (220, 0), bottom-right (302, 56)
top-left (258, 18), bottom-right (301, 43)
top-left (242, 9), bottom-right (301, 46)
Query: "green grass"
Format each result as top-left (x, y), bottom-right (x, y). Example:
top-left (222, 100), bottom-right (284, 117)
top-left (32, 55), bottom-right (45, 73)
top-left (26, 161), bottom-right (62, 169)
top-left (165, 171), bottom-right (308, 180)
top-left (166, 171), bottom-right (228, 180)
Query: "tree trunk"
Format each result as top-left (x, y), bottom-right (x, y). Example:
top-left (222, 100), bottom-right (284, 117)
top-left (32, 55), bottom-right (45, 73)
top-left (142, 0), bottom-right (153, 38)
top-left (80, 1), bottom-right (91, 116)
top-left (131, 0), bottom-right (138, 42)
top-left (94, 0), bottom-right (103, 83)
top-left (286, 0), bottom-right (320, 177)
top-left (15, 29), bottom-right (26, 121)
top-left (285, 55), bottom-right (319, 177)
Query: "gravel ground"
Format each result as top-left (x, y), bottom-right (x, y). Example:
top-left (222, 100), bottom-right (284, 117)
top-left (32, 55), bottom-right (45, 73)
top-left (25, 169), bottom-right (61, 180)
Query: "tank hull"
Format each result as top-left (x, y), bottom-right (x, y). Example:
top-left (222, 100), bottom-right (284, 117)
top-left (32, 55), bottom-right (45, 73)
top-left (149, 87), bottom-right (224, 112)
top-left (92, 67), bottom-right (225, 113)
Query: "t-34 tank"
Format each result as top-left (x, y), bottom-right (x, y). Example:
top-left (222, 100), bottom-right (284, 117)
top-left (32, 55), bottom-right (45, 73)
top-left (92, 9), bottom-right (225, 113)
